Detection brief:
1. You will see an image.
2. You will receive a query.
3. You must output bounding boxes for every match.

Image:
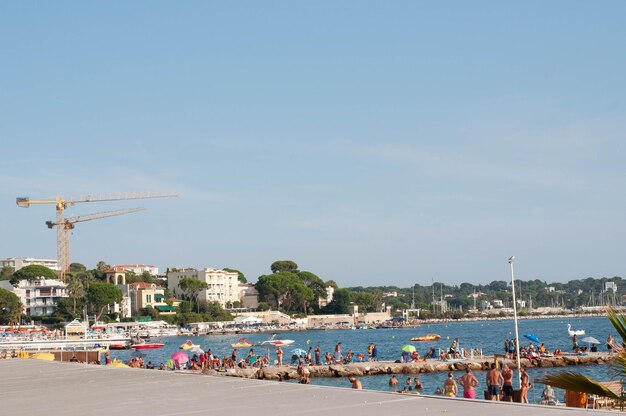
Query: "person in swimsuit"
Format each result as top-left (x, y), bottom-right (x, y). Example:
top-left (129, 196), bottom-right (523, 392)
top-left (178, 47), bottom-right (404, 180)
top-left (348, 376), bottom-right (362, 390)
top-left (443, 372), bottom-right (458, 397)
top-left (520, 366), bottom-right (530, 403)
top-left (457, 368), bottom-right (478, 399)
top-left (501, 363), bottom-right (513, 401)
top-left (486, 363), bottom-right (504, 401)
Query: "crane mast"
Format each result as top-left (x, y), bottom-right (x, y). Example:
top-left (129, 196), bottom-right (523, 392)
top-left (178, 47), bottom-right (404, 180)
top-left (16, 191), bottom-right (176, 281)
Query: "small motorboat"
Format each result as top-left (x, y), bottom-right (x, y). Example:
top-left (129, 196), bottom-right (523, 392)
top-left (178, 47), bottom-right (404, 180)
top-left (131, 336), bottom-right (164, 350)
top-left (179, 339), bottom-right (200, 350)
top-left (109, 343), bottom-right (130, 350)
top-left (231, 338), bottom-right (254, 348)
top-left (260, 334), bottom-right (295, 347)
top-left (131, 342), bottom-right (164, 350)
top-left (410, 334), bottom-right (441, 342)
top-left (261, 339), bottom-right (295, 347)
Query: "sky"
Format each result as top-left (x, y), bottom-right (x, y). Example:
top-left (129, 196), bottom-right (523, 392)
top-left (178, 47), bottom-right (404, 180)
top-left (1, 1), bottom-right (625, 288)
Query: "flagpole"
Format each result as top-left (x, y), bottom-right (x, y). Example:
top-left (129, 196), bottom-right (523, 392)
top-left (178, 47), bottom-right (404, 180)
top-left (509, 256), bottom-right (522, 389)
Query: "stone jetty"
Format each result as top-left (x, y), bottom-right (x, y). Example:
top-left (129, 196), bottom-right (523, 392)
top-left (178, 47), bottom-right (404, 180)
top-left (205, 352), bottom-right (616, 381)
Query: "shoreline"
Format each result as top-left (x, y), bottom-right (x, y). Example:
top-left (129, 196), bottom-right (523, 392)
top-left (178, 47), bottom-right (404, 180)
top-left (196, 312), bottom-right (611, 336)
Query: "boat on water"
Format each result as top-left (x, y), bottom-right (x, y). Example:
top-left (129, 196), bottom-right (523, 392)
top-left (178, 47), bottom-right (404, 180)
top-left (410, 334), bottom-right (441, 342)
top-left (130, 334), bottom-right (164, 350)
top-left (131, 342), bottom-right (164, 350)
top-left (231, 338), bottom-right (254, 348)
top-left (260, 333), bottom-right (295, 347)
top-left (179, 339), bottom-right (200, 350)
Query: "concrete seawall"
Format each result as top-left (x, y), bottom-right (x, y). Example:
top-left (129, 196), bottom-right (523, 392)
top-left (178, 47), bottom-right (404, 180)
top-left (209, 352), bottom-right (616, 380)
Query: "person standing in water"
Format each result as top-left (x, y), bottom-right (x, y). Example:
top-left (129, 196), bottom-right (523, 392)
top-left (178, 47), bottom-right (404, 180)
top-left (443, 372), bottom-right (458, 397)
top-left (348, 376), bottom-right (362, 390)
top-left (457, 368), bottom-right (478, 399)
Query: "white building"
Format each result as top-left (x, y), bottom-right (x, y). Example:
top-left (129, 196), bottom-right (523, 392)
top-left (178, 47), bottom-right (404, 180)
top-left (0, 257), bottom-right (59, 272)
top-left (318, 286), bottom-right (334, 308)
top-left (168, 268), bottom-right (239, 308)
top-left (605, 281), bottom-right (618, 293)
top-left (14, 279), bottom-right (68, 316)
top-left (109, 264), bottom-right (159, 276)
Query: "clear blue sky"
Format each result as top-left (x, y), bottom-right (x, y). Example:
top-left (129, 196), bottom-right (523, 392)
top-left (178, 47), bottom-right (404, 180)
top-left (1, 2), bottom-right (625, 287)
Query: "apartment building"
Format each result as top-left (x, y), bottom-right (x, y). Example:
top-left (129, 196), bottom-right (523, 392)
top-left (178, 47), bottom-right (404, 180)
top-left (15, 279), bottom-right (68, 316)
top-left (168, 268), bottom-right (239, 308)
top-left (0, 257), bottom-right (59, 272)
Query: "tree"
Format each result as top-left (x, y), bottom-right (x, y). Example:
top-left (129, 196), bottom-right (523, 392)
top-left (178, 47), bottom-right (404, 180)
top-left (0, 266), bottom-right (14, 281)
top-left (325, 280), bottom-right (338, 289)
top-left (270, 260), bottom-right (299, 274)
top-left (140, 271), bottom-right (154, 283)
top-left (69, 263), bottom-right (87, 273)
top-left (256, 272), bottom-right (313, 313)
top-left (86, 282), bottom-right (122, 321)
top-left (539, 308), bottom-right (626, 401)
top-left (0, 288), bottom-right (23, 324)
top-left (323, 288), bottom-right (351, 314)
top-left (178, 278), bottom-right (208, 313)
top-left (65, 275), bottom-right (85, 315)
top-left (297, 271), bottom-right (327, 311)
top-left (223, 268), bottom-right (247, 284)
top-left (96, 261), bottom-right (111, 272)
top-left (10, 265), bottom-right (57, 285)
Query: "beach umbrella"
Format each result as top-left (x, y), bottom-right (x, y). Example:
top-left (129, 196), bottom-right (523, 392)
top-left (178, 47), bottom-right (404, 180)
top-left (581, 336), bottom-right (600, 345)
top-left (523, 334), bottom-right (540, 343)
top-left (171, 351), bottom-right (189, 364)
top-left (291, 348), bottom-right (307, 356)
top-left (401, 345), bottom-right (416, 353)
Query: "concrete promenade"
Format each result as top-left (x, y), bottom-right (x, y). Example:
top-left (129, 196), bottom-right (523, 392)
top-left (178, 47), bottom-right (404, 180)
top-left (0, 359), bottom-right (615, 416)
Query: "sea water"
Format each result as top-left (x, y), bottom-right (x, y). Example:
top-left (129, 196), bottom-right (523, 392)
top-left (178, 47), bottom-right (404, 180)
top-left (108, 316), bottom-right (618, 402)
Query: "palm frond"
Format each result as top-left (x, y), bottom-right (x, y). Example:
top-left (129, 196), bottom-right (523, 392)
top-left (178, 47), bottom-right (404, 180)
top-left (607, 307), bottom-right (626, 344)
top-left (609, 351), bottom-right (626, 380)
top-left (537, 372), bottom-right (621, 400)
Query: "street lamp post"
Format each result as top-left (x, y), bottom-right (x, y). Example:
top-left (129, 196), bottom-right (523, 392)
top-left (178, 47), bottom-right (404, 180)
top-left (509, 256), bottom-right (522, 389)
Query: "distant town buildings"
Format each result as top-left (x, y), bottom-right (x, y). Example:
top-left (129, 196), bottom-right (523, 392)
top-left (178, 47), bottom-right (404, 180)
top-left (105, 265), bottom-right (159, 285)
top-left (167, 268), bottom-right (239, 308)
top-left (0, 257), bottom-right (59, 272)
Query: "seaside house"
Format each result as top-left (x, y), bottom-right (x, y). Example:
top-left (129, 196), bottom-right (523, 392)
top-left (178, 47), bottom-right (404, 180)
top-left (128, 282), bottom-right (169, 315)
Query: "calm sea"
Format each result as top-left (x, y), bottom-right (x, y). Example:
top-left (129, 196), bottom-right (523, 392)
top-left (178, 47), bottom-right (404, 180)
top-left (109, 316), bottom-right (618, 403)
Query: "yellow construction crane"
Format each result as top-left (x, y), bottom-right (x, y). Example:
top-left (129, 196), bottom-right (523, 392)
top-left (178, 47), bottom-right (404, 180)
top-left (16, 191), bottom-right (177, 280)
